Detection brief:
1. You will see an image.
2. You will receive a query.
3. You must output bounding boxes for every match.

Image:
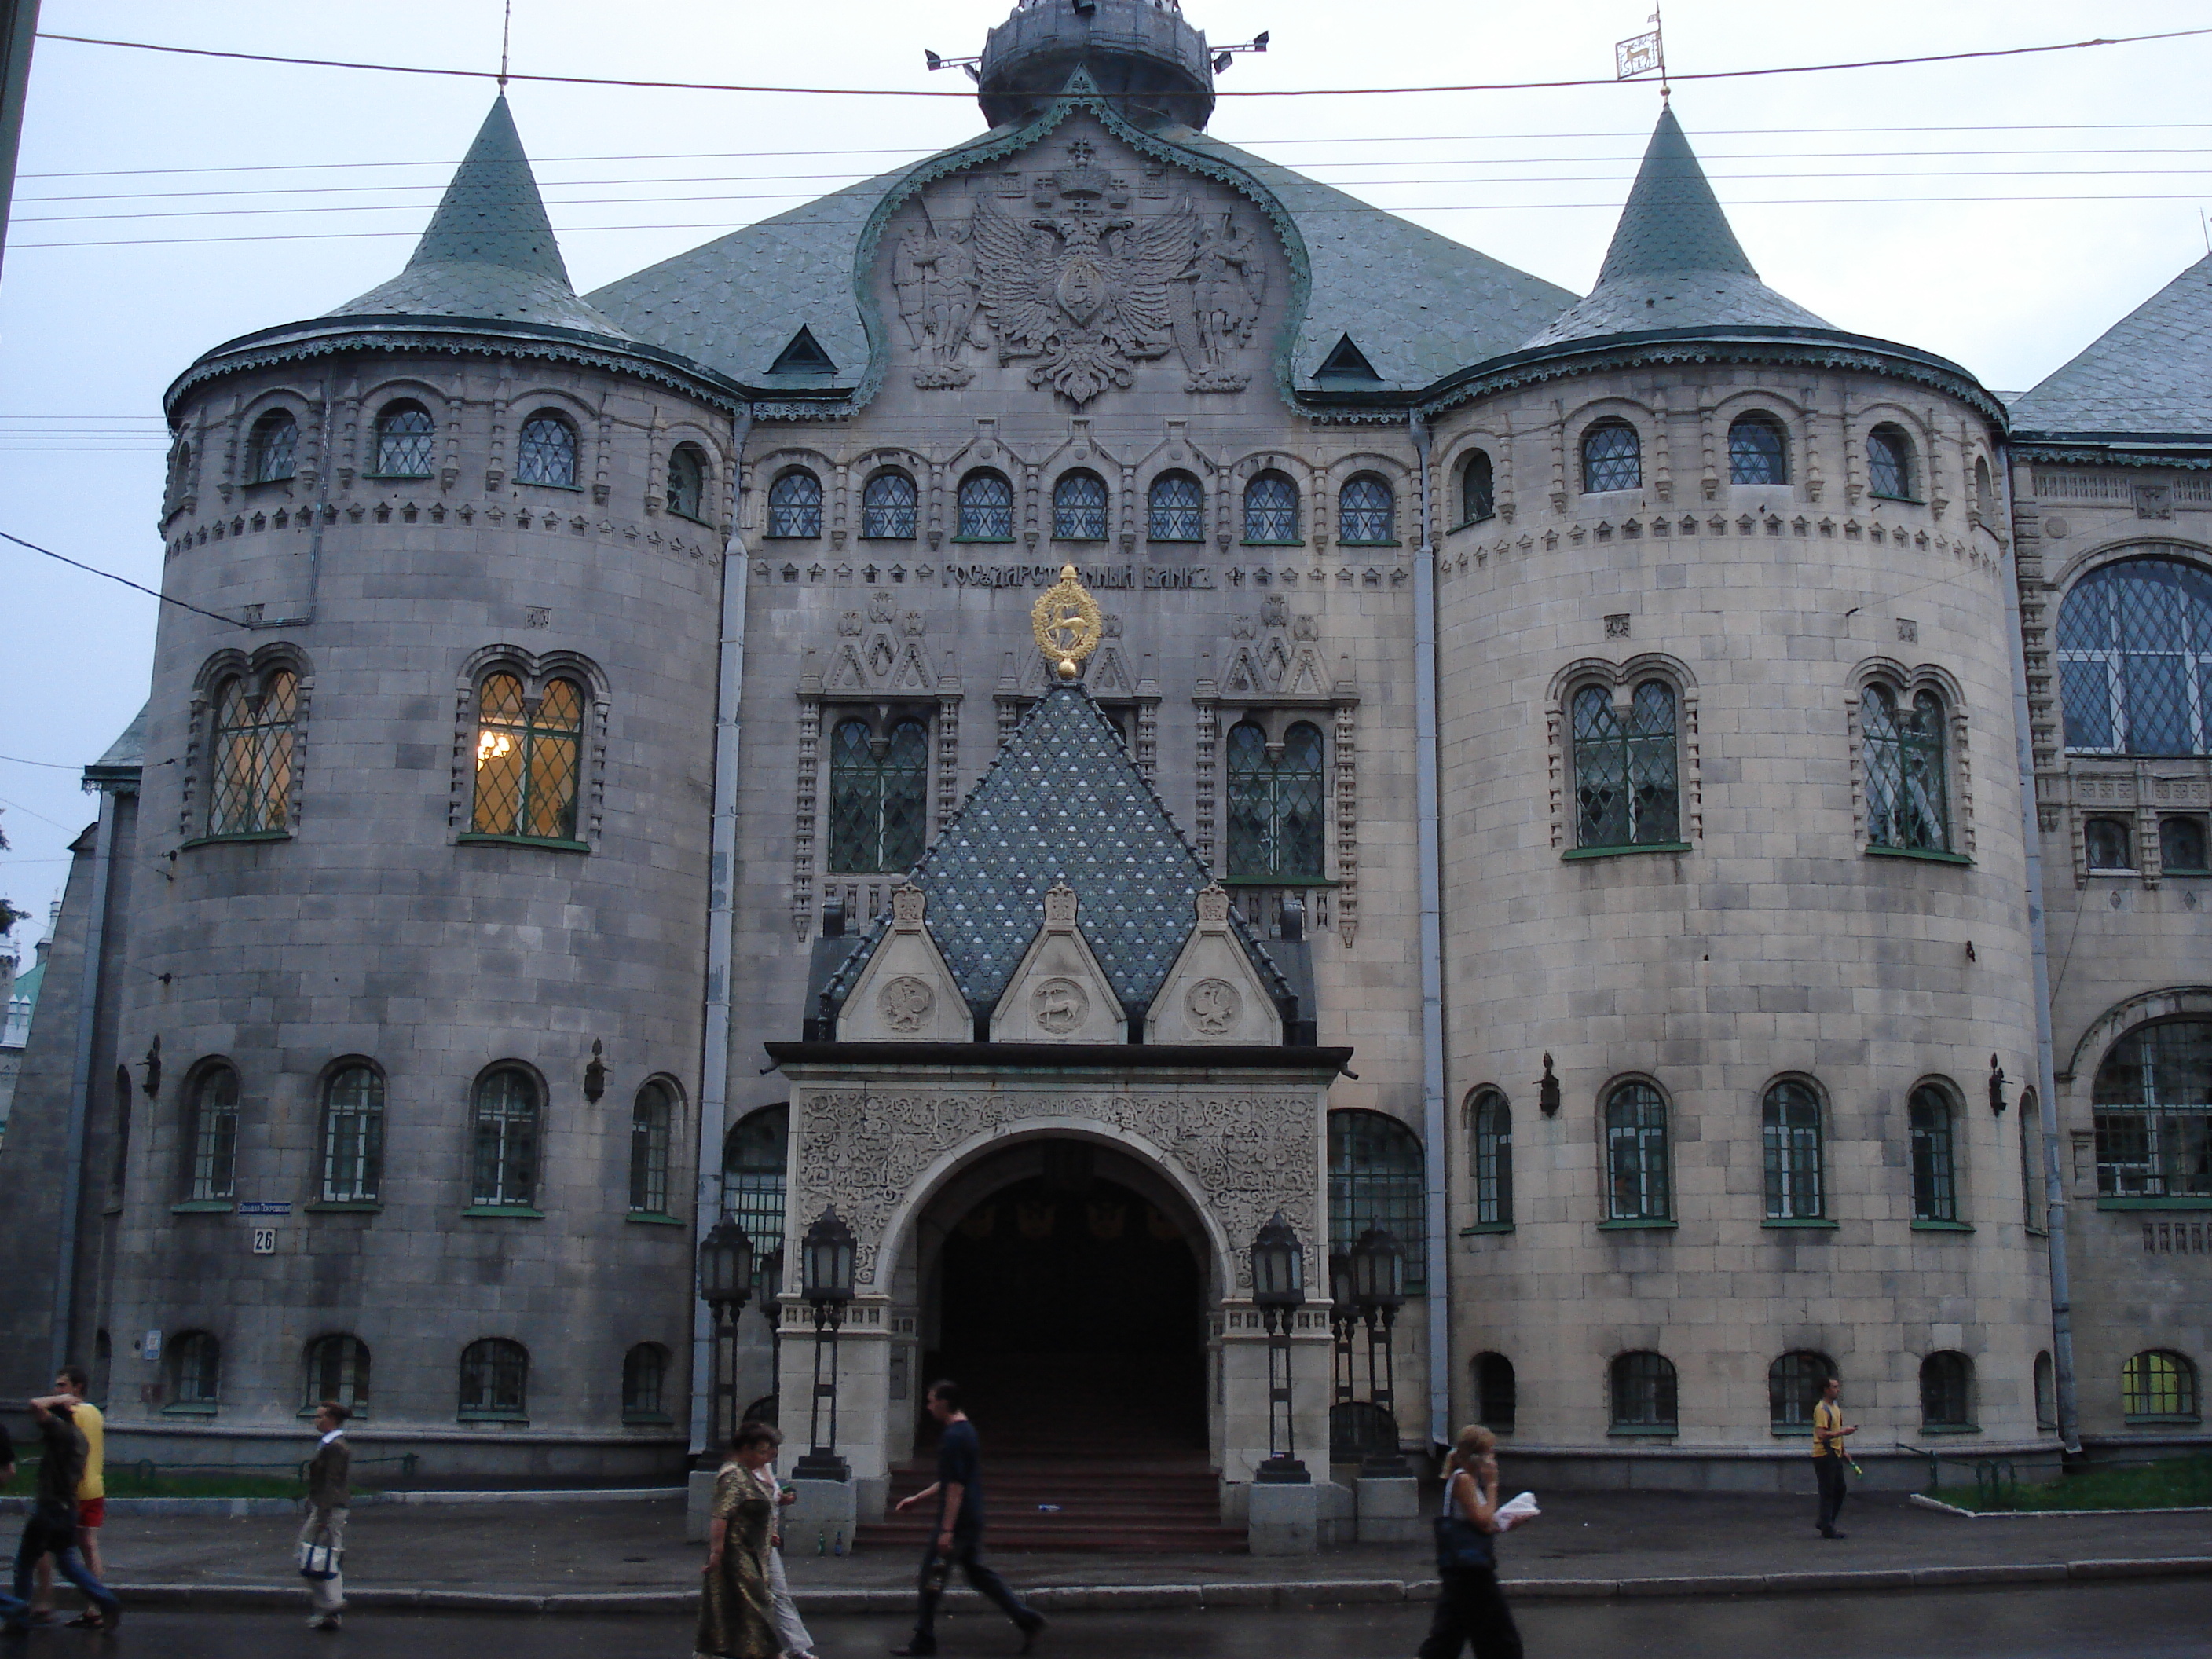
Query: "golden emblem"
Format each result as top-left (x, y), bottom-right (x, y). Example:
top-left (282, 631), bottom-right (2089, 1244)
top-left (1031, 564), bottom-right (1104, 680)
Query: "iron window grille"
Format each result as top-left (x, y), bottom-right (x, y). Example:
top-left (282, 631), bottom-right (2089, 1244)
top-left (1460, 451), bottom-right (1495, 524)
top-left (957, 471), bottom-right (1014, 540)
top-left (1474, 1353), bottom-right (1516, 1432)
top-left (2093, 1020), bottom-right (2212, 1199)
top-left (1610, 1351), bottom-right (1677, 1430)
top-left (1581, 421), bottom-right (1641, 493)
top-left (1768, 1351), bottom-right (1836, 1431)
top-left (628, 1080), bottom-right (675, 1214)
top-left (623, 1343), bottom-right (670, 1419)
top-left (373, 403), bottom-right (434, 477)
top-left (1728, 416), bottom-right (1788, 485)
top-left (1919, 1351), bottom-right (1973, 1429)
top-left (185, 1064), bottom-right (240, 1202)
top-left (2122, 1350), bottom-right (2199, 1420)
top-left (244, 410), bottom-right (298, 484)
top-left (471, 674), bottom-right (584, 842)
top-left (2056, 558), bottom-right (2212, 755)
top-left (1605, 1082), bottom-right (1671, 1221)
top-left (2085, 816), bottom-right (2135, 870)
top-left (1572, 681), bottom-right (1679, 848)
top-left (1866, 426), bottom-right (1914, 500)
top-left (2162, 815), bottom-right (2210, 872)
top-left (861, 470), bottom-right (917, 539)
top-left (470, 1069), bottom-right (540, 1208)
top-left (208, 670), bottom-right (299, 837)
top-left (1761, 1080), bottom-right (1824, 1219)
top-left (1862, 686), bottom-right (1950, 852)
top-left (1053, 471), bottom-right (1109, 540)
top-left (515, 413), bottom-right (578, 487)
top-left (827, 716), bottom-right (928, 873)
top-left (767, 470), bottom-right (822, 537)
top-left (666, 445), bottom-right (708, 519)
top-left (1148, 471), bottom-right (1206, 541)
top-left (458, 1338), bottom-right (528, 1418)
top-left (319, 1064), bottom-right (384, 1203)
top-left (1337, 474), bottom-right (1395, 544)
top-left (168, 1332), bottom-right (221, 1408)
top-left (1469, 1089), bottom-right (1512, 1227)
top-left (1243, 471), bottom-right (1300, 541)
top-left (1225, 720), bottom-right (1325, 880)
top-left (723, 1105), bottom-right (789, 1298)
top-left (1909, 1085), bottom-right (1958, 1221)
top-left (303, 1334), bottom-right (371, 1413)
top-left (1328, 1108), bottom-right (1427, 1293)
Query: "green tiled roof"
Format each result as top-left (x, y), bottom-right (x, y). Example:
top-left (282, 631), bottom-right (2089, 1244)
top-left (2010, 252), bottom-right (2212, 438)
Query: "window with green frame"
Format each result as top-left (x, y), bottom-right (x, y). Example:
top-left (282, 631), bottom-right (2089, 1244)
top-left (628, 1079), bottom-right (676, 1215)
top-left (1919, 1350), bottom-right (1974, 1429)
top-left (1604, 1081), bottom-right (1671, 1221)
top-left (1328, 1108), bottom-right (1426, 1293)
top-left (1862, 685), bottom-right (1950, 852)
top-left (471, 673), bottom-right (584, 841)
top-left (1467, 1088), bottom-right (1511, 1226)
top-left (1768, 1350), bottom-right (1835, 1431)
top-left (1571, 681), bottom-right (1679, 848)
top-left (1909, 1084), bottom-right (1959, 1221)
top-left (2093, 1020), bottom-right (2212, 1199)
top-left (1762, 1079), bottom-right (1824, 1219)
top-left (458, 1338), bottom-right (528, 1418)
top-left (2122, 1349), bottom-right (2199, 1421)
top-left (1610, 1350), bottom-right (1676, 1430)
top-left (827, 716), bottom-right (928, 873)
top-left (470, 1067), bottom-right (540, 1209)
top-left (1225, 720), bottom-right (1325, 880)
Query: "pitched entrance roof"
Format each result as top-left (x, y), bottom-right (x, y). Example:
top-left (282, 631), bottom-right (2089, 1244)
top-left (2009, 252), bottom-right (2212, 438)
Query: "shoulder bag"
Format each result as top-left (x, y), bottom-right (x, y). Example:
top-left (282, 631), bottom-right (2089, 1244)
top-left (1431, 1470), bottom-right (1495, 1574)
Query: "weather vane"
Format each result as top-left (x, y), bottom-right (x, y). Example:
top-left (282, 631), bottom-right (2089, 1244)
top-left (1615, 5), bottom-right (1669, 102)
top-left (1031, 566), bottom-right (1103, 681)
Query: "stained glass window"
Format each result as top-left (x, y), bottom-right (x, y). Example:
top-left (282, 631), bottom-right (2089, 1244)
top-left (186, 1063), bottom-right (240, 1202)
top-left (470, 1068), bottom-right (540, 1208)
top-left (374, 402), bottom-right (434, 477)
top-left (459, 1338), bottom-right (528, 1417)
top-left (957, 471), bottom-right (1013, 540)
top-left (862, 470), bottom-right (917, 538)
top-left (1605, 1082), bottom-right (1670, 1221)
top-left (1226, 720), bottom-right (1325, 880)
top-left (1328, 1109), bottom-right (1426, 1292)
top-left (1610, 1351), bottom-right (1676, 1430)
top-left (1474, 1353), bottom-right (1516, 1431)
top-left (1460, 451), bottom-right (1495, 523)
top-left (245, 410), bottom-right (297, 484)
top-left (516, 412), bottom-right (577, 487)
top-left (629, 1079), bottom-right (674, 1215)
top-left (169, 1331), bottom-right (221, 1407)
top-left (1910, 1085), bottom-right (1957, 1221)
top-left (471, 674), bottom-right (584, 842)
top-left (1148, 471), bottom-right (1205, 541)
top-left (1862, 686), bottom-right (1949, 851)
top-left (767, 469), bottom-right (822, 537)
top-left (1468, 1088), bottom-right (1511, 1227)
top-left (623, 1343), bottom-right (669, 1420)
top-left (2122, 1350), bottom-right (2199, 1421)
top-left (2056, 558), bottom-right (2212, 755)
top-left (1582, 421), bottom-right (1641, 493)
top-left (1339, 474), bottom-right (1394, 544)
top-left (1768, 1351), bottom-right (1835, 1430)
top-left (303, 1334), bottom-right (370, 1413)
top-left (1572, 680), bottom-right (1679, 848)
top-left (1763, 1080), bottom-right (1824, 1219)
top-left (666, 444), bottom-right (707, 519)
top-left (827, 716), bottom-right (927, 873)
top-left (209, 669), bottom-right (298, 837)
top-left (1729, 415), bottom-right (1787, 485)
top-left (2085, 816), bottom-right (2135, 870)
top-left (1053, 471), bottom-right (1108, 540)
top-left (2093, 1020), bottom-right (2212, 1199)
top-left (320, 1064), bottom-right (383, 1203)
top-left (724, 1105), bottom-right (789, 1295)
top-left (1867, 424), bottom-right (1914, 500)
top-left (1243, 471), bottom-right (1299, 542)
top-left (1920, 1351), bottom-right (1972, 1428)
top-left (2163, 815), bottom-right (2210, 872)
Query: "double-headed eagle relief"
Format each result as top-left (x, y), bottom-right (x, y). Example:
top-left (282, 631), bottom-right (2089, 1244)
top-left (892, 141), bottom-right (1269, 407)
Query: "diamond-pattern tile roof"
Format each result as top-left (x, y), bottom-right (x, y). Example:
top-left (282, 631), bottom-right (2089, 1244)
top-left (2010, 252), bottom-right (2212, 437)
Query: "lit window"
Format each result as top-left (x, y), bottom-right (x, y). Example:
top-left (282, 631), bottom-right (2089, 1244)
top-left (1459, 451), bottom-right (1495, 524)
top-left (957, 471), bottom-right (1013, 540)
top-left (516, 412), bottom-right (577, 487)
top-left (1474, 1352), bottom-right (1516, 1432)
top-left (1053, 471), bottom-right (1108, 540)
top-left (470, 1068), bottom-right (540, 1209)
top-left (2122, 1350), bottom-right (2199, 1422)
top-left (244, 410), bottom-right (298, 484)
top-left (827, 716), bottom-right (927, 873)
top-left (208, 668), bottom-right (299, 837)
top-left (1338, 474), bottom-right (1395, 544)
top-left (2085, 816), bottom-right (2135, 871)
top-left (1762, 1080), bottom-right (1824, 1219)
top-left (1328, 1108), bottom-right (1426, 1293)
top-left (1605, 1082), bottom-right (1671, 1221)
top-left (1862, 686), bottom-right (1950, 852)
top-left (723, 1105), bottom-right (789, 1297)
top-left (666, 444), bottom-right (708, 519)
top-left (1919, 1351), bottom-right (1973, 1429)
top-left (374, 402), bottom-right (434, 477)
top-left (319, 1064), bottom-right (383, 1203)
top-left (1581, 421), bottom-right (1641, 493)
top-left (1149, 471), bottom-right (1205, 541)
top-left (1610, 1351), bottom-right (1676, 1431)
top-left (185, 1063), bottom-right (240, 1202)
top-left (1468, 1088), bottom-right (1511, 1228)
top-left (623, 1343), bottom-right (671, 1421)
top-left (2163, 816), bottom-right (2210, 872)
top-left (303, 1334), bottom-right (371, 1415)
top-left (167, 1331), bottom-right (221, 1410)
top-left (1768, 1351), bottom-right (1836, 1431)
top-left (2056, 558), bottom-right (2212, 755)
top-left (1910, 1085), bottom-right (1958, 1221)
top-left (629, 1079), bottom-right (675, 1216)
top-left (767, 469), bottom-right (822, 537)
top-left (1867, 424), bottom-right (1914, 500)
top-left (1225, 720), bottom-right (1325, 880)
top-left (1243, 471), bottom-right (1300, 542)
top-left (1571, 681), bottom-right (1679, 849)
top-left (1728, 415), bottom-right (1787, 485)
top-left (861, 470), bottom-right (917, 539)
top-left (459, 1338), bottom-right (528, 1419)
top-left (471, 673), bottom-right (584, 843)
top-left (2093, 1020), bottom-right (2212, 1199)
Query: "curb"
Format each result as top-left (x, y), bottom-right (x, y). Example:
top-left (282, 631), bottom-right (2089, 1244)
top-left (1908, 1493), bottom-right (2212, 1519)
top-left (0, 1488), bottom-right (683, 1519)
top-left (97, 1556), bottom-right (2212, 1616)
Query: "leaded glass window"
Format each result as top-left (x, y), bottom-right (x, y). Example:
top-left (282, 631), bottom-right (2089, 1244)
top-left (1728, 415), bottom-right (1787, 485)
top-left (303, 1334), bottom-right (370, 1413)
top-left (169, 1331), bottom-right (221, 1408)
top-left (1610, 1351), bottom-right (1676, 1430)
top-left (623, 1343), bottom-right (670, 1420)
top-left (1862, 686), bottom-right (1950, 851)
top-left (723, 1105), bottom-right (789, 1296)
top-left (1920, 1351), bottom-right (1972, 1429)
top-left (1460, 451), bottom-right (1495, 524)
top-left (862, 470), bottom-right (917, 539)
top-left (1225, 720), bottom-right (1325, 880)
top-left (767, 469), bottom-right (822, 537)
top-left (209, 669), bottom-right (299, 837)
top-left (185, 1063), bottom-right (240, 1202)
top-left (2085, 815), bottom-right (2135, 870)
top-left (957, 471), bottom-right (1013, 540)
top-left (666, 444), bottom-right (708, 519)
top-left (827, 716), bottom-right (927, 873)
top-left (515, 412), bottom-right (577, 487)
top-left (2163, 815), bottom-right (2210, 872)
top-left (244, 410), bottom-right (298, 484)
top-left (1571, 681), bottom-right (1679, 848)
top-left (470, 1068), bottom-right (540, 1209)
top-left (2122, 1350), bottom-right (2199, 1421)
top-left (1910, 1084), bottom-right (1957, 1221)
top-left (459, 1338), bottom-right (528, 1418)
top-left (1468, 1088), bottom-right (1511, 1227)
top-left (1605, 1082), bottom-right (1670, 1221)
top-left (471, 674), bottom-right (584, 842)
top-left (319, 1064), bottom-right (383, 1203)
top-left (1328, 1108), bottom-right (1426, 1293)
top-left (1768, 1351), bottom-right (1835, 1431)
top-left (1053, 471), bottom-right (1108, 540)
top-left (1148, 471), bottom-right (1205, 541)
top-left (1338, 474), bottom-right (1395, 544)
top-left (2093, 1020), bottom-right (2212, 1199)
top-left (2056, 558), bottom-right (2212, 755)
top-left (1243, 471), bottom-right (1299, 542)
top-left (629, 1079), bottom-right (674, 1215)
top-left (1581, 421), bottom-right (1641, 493)
top-left (374, 401), bottom-right (434, 477)
top-left (1474, 1353), bottom-right (1516, 1432)
top-left (1867, 424), bottom-right (1914, 500)
top-left (1762, 1080), bottom-right (1824, 1219)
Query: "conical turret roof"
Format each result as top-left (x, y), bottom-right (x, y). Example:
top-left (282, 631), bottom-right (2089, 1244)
top-left (1522, 108), bottom-right (1830, 350)
top-left (327, 97), bottom-right (632, 338)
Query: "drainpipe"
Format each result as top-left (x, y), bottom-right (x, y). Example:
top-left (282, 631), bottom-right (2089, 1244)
top-left (690, 406), bottom-right (755, 1459)
top-left (2000, 516), bottom-right (2080, 1452)
top-left (52, 786), bottom-right (118, 1373)
top-left (1409, 408), bottom-right (1450, 1452)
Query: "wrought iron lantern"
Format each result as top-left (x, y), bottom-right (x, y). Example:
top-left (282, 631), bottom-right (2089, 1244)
top-left (801, 1207), bottom-right (855, 1307)
top-left (793, 1207), bottom-right (855, 1481)
top-left (1350, 1226), bottom-right (1405, 1314)
top-left (1250, 1212), bottom-right (1309, 1484)
top-left (1251, 1211), bottom-right (1305, 1313)
top-left (698, 1217), bottom-right (756, 1312)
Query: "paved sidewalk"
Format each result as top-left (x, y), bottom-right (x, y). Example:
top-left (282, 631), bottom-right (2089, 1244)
top-left (38, 1488), bottom-right (2212, 1615)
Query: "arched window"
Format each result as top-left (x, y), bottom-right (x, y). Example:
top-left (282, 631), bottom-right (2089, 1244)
top-left (1328, 1108), bottom-right (1426, 1293)
top-left (766, 468), bottom-right (822, 537)
top-left (1761, 1079), bottom-right (1824, 1220)
top-left (1243, 471), bottom-right (1300, 542)
top-left (515, 411), bottom-right (577, 487)
top-left (666, 443), bottom-right (708, 520)
top-left (2162, 815), bottom-right (2210, 873)
top-left (1052, 471), bottom-right (1108, 540)
top-left (1974, 455), bottom-right (1994, 517)
top-left (1459, 451), bottom-right (1495, 525)
top-left (1866, 423), bottom-right (1914, 500)
top-left (2122, 1350), bottom-right (2199, 1422)
top-left (1148, 471), bottom-right (1205, 541)
top-left (723, 1104), bottom-right (789, 1292)
top-left (471, 672), bottom-right (585, 842)
top-left (167, 439), bottom-right (193, 500)
top-left (1474, 1352), bottom-right (1516, 1432)
top-left (2034, 1351), bottom-right (2057, 1431)
top-left (2085, 815), bottom-right (2135, 871)
top-left (373, 401), bottom-right (434, 477)
top-left (1338, 474), bottom-right (1395, 544)
top-left (244, 409), bottom-right (298, 484)
top-left (628, 1079), bottom-right (676, 1217)
top-left (1467, 1089), bottom-right (1511, 1228)
top-left (2056, 558), bottom-right (2212, 755)
top-left (1604, 1082), bottom-right (1671, 1222)
top-left (1919, 1351), bottom-right (1974, 1430)
top-left (861, 469), bottom-right (917, 539)
top-left (827, 716), bottom-right (928, 873)
top-left (184, 1062), bottom-right (240, 1203)
top-left (208, 668), bottom-right (300, 837)
top-left (1610, 1351), bottom-right (1677, 1432)
top-left (623, 1343), bottom-right (671, 1422)
top-left (470, 1067), bottom-right (541, 1210)
top-left (1581, 420), bottom-right (1641, 493)
top-left (2093, 1020), bottom-right (2212, 1199)
top-left (167, 1331), bottom-right (221, 1412)
top-left (303, 1334), bottom-right (371, 1415)
top-left (458, 1338), bottom-right (529, 1419)
top-left (319, 1063), bottom-right (383, 1203)
top-left (1909, 1084), bottom-right (1959, 1221)
top-left (1861, 685), bottom-right (1950, 852)
top-left (1728, 414), bottom-right (1788, 485)
top-left (1225, 720), bottom-right (1325, 880)
top-left (1769, 1351), bottom-right (1836, 1432)
top-left (957, 470), bottom-right (1013, 540)
top-left (1571, 680), bottom-right (1679, 849)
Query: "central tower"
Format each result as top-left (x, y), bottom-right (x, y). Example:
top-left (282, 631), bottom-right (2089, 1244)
top-left (978, 0), bottom-right (1218, 130)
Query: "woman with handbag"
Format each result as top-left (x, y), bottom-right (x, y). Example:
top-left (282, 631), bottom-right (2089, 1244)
top-left (1418, 1424), bottom-right (1523, 1659)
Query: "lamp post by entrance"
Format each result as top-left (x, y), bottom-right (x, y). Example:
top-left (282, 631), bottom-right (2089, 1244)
top-left (791, 1206), bottom-right (855, 1482)
top-left (697, 1217), bottom-right (755, 1457)
top-left (1251, 1211), bottom-right (1310, 1483)
top-left (1328, 1250), bottom-right (1357, 1408)
top-left (1350, 1225), bottom-right (1407, 1474)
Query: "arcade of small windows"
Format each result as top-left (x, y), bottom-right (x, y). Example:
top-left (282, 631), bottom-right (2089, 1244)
top-left (766, 468), bottom-right (823, 537)
top-left (1243, 471), bottom-right (1300, 543)
top-left (862, 470), bottom-right (918, 539)
top-left (244, 409), bottom-right (298, 484)
top-left (1337, 474), bottom-right (1395, 544)
top-left (1581, 420), bottom-right (1641, 493)
top-left (205, 665), bottom-right (301, 839)
top-left (1860, 683), bottom-right (1954, 856)
top-left (1148, 471), bottom-right (1205, 542)
top-left (826, 714), bottom-right (928, 874)
top-left (372, 401), bottom-right (435, 478)
top-left (470, 672), bottom-right (587, 846)
top-left (1224, 718), bottom-right (1325, 881)
top-left (2056, 556), bottom-right (2212, 756)
top-left (1728, 414), bottom-right (1788, 485)
top-left (2093, 1019), bottom-right (2212, 1202)
top-left (1328, 1108), bottom-right (1427, 1294)
top-left (1053, 471), bottom-right (1108, 540)
top-left (957, 471), bottom-right (1015, 540)
top-left (515, 412), bottom-right (579, 488)
top-left (1569, 679), bottom-right (1681, 852)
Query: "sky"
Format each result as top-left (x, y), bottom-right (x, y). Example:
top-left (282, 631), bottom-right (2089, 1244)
top-left (3, 0), bottom-right (2211, 939)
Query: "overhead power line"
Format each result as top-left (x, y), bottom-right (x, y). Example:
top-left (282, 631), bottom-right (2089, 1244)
top-left (0, 529), bottom-right (244, 626)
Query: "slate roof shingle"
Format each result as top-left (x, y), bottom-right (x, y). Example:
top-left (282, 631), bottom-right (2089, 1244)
top-left (2009, 253), bottom-right (2212, 438)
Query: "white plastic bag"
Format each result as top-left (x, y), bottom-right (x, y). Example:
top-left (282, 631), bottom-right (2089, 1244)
top-left (1492, 1490), bottom-right (1540, 1532)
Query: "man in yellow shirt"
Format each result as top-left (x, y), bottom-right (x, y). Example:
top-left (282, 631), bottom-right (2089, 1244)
top-left (30, 1366), bottom-right (105, 1626)
top-left (1811, 1373), bottom-right (1855, 1540)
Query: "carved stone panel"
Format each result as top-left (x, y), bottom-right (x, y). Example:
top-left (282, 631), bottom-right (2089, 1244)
top-left (1147, 887), bottom-right (1284, 1045)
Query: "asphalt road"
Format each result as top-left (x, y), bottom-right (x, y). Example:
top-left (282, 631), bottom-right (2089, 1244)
top-left (58, 1580), bottom-right (2212, 1657)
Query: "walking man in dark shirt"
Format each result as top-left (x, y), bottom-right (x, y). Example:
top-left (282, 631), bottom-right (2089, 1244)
top-left (5, 1396), bottom-right (120, 1632)
top-left (890, 1380), bottom-right (1045, 1657)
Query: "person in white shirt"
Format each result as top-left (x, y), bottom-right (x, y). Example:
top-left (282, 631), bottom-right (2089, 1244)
top-left (756, 1442), bottom-right (816, 1659)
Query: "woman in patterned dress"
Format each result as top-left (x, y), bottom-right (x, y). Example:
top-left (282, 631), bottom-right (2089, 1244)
top-left (695, 1421), bottom-right (782, 1659)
